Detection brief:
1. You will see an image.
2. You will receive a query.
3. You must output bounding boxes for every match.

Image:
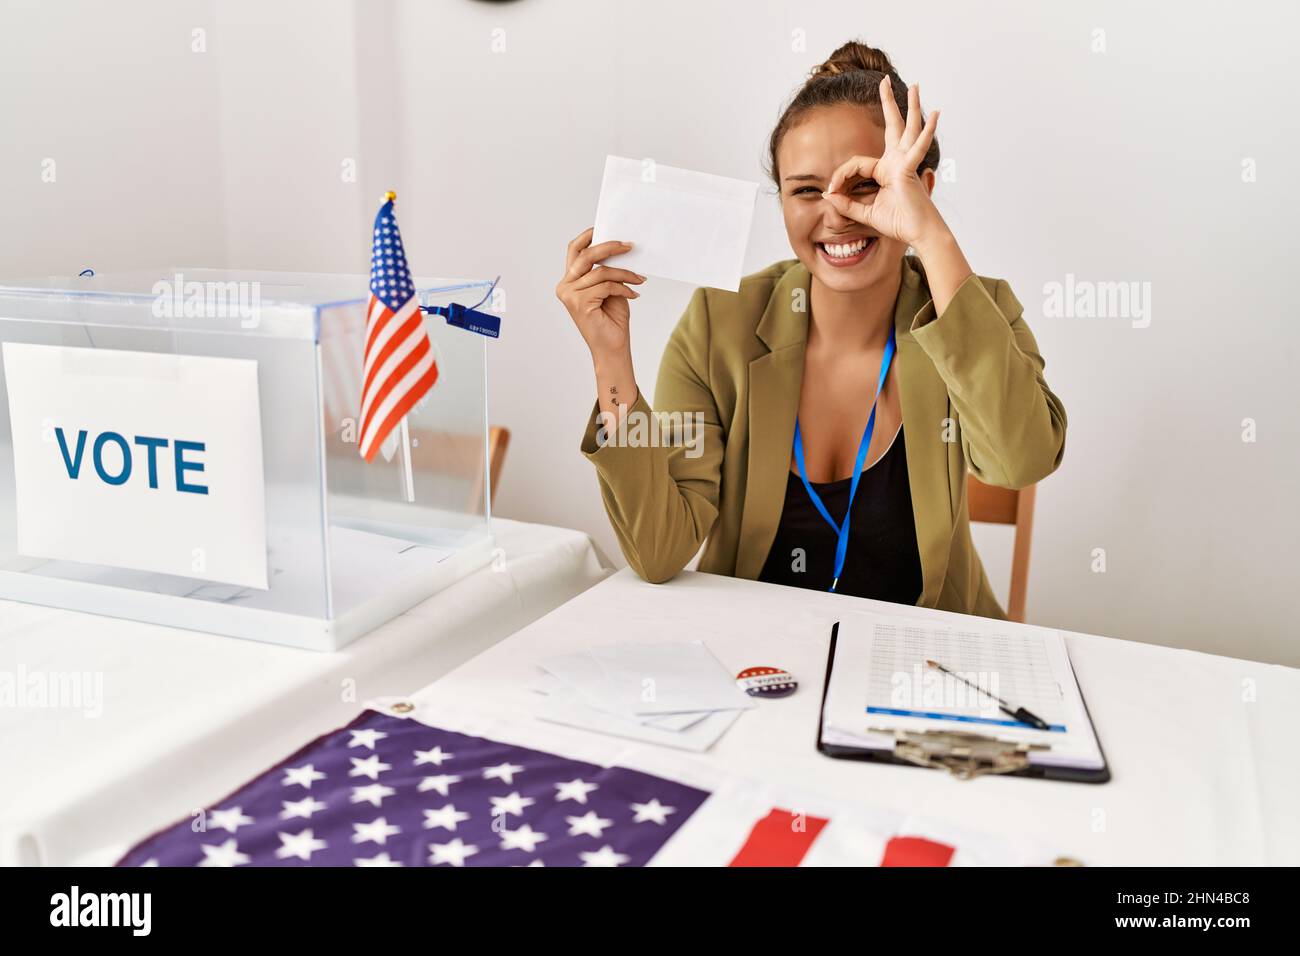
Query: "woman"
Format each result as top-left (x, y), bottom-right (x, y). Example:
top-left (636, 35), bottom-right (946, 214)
top-left (555, 40), bottom-right (1066, 619)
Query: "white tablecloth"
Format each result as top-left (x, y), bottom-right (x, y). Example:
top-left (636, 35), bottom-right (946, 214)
top-left (0, 518), bottom-right (610, 865)
top-left (394, 569), bottom-right (1300, 866)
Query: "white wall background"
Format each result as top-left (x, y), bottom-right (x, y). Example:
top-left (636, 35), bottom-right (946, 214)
top-left (2, 0), bottom-right (1297, 665)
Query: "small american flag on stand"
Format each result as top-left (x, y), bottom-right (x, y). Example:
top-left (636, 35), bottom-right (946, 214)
top-left (358, 192), bottom-right (438, 463)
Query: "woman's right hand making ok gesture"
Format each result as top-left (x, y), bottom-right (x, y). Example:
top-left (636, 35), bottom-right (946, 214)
top-left (555, 227), bottom-right (645, 362)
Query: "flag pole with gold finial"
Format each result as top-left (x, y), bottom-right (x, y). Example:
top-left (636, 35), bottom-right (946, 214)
top-left (387, 190), bottom-right (417, 504)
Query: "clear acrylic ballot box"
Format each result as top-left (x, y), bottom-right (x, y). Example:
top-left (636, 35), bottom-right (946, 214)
top-left (0, 270), bottom-right (496, 651)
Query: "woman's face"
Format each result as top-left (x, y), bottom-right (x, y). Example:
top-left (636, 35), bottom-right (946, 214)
top-left (776, 102), bottom-right (928, 294)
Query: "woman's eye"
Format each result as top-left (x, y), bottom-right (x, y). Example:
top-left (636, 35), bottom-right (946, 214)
top-left (790, 180), bottom-right (877, 198)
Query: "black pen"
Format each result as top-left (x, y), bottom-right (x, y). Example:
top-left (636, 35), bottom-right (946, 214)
top-left (925, 659), bottom-right (1051, 731)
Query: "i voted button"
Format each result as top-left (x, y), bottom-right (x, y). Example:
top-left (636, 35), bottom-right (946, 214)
top-left (736, 666), bottom-right (797, 699)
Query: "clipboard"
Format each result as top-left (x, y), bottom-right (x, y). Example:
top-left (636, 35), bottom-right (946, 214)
top-left (817, 622), bottom-right (1111, 783)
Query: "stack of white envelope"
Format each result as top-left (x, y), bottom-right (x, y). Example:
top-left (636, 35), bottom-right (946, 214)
top-left (532, 641), bottom-right (756, 752)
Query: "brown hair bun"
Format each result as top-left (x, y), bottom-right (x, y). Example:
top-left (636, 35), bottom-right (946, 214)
top-left (766, 39), bottom-right (938, 187)
top-left (810, 41), bottom-right (897, 80)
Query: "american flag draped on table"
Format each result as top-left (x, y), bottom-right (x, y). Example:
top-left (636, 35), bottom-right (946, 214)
top-left (357, 195), bottom-right (438, 463)
top-left (115, 706), bottom-right (992, 867)
top-left (117, 710), bottom-right (710, 867)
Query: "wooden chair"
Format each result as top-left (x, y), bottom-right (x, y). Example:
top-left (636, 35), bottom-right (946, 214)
top-left (407, 425), bottom-right (511, 514)
top-left (966, 476), bottom-right (1036, 623)
top-left (484, 425), bottom-right (510, 511)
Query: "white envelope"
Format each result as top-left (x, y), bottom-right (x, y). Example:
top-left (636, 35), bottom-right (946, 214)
top-left (591, 155), bottom-right (759, 292)
top-left (531, 669), bottom-right (709, 732)
top-left (540, 641), bottom-right (754, 717)
top-left (535, 690), bottom-right (743, 753)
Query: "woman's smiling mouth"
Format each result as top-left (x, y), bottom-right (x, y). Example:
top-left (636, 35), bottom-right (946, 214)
top-left (816, 235), bottom-right (877, 267)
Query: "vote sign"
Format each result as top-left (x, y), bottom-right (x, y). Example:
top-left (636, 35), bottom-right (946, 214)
top-left (2, 343), bottom-right (268, 589)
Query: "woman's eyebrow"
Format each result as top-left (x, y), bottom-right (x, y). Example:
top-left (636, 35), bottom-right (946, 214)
top-left (783, 173), bottom-right (823, 182)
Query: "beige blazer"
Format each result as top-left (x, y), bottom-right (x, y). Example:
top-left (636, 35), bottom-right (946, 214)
top-left (580, 256), bottom-right (1067, 619)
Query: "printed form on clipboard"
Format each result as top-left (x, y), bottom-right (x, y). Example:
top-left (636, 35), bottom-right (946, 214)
top-left (820, 611), bottom-right (1108, 779)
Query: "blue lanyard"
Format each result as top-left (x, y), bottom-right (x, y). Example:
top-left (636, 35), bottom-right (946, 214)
top-left (792, 327), bottom-right (897, 593)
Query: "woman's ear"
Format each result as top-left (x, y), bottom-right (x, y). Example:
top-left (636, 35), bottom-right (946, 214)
top-left (920, 167), bottom-right (937, 197)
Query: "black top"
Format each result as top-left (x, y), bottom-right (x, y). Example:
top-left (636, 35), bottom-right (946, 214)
top-left (758, 425), bottom-right (923, 605)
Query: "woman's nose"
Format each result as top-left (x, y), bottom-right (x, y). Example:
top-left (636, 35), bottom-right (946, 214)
top-left (821, 203), bottom-right (855, 226)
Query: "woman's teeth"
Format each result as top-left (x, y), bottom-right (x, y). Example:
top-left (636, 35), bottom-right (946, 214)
top-left (820, 238), bottom-right (871, 259)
